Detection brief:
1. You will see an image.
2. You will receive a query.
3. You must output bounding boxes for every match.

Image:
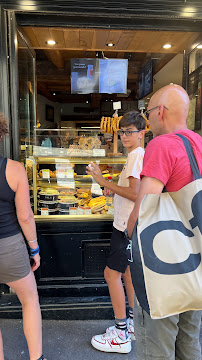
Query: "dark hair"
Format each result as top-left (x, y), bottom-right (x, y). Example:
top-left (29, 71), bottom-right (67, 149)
top-left (0, 113), bottom-right (9, 138)
top-left (119, 110), bottom-right (146, 131)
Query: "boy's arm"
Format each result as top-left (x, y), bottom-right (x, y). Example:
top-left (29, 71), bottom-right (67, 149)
top-left (100, 176), bottom-right (140, 202)
top-left (127, 177), bottom-right (164, 238)
top-left (86, 163), bottom-right (140, 202)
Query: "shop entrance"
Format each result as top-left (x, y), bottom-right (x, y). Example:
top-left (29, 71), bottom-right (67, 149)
top-left (0, 7), bottom-right (202, 317)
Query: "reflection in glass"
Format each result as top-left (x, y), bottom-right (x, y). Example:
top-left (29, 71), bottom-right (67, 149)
top-left (18, 30), bottom-right (36, 163)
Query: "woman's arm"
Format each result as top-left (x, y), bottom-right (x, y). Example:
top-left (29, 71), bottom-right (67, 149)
top-left (12, 162), bottom-right (40, 271)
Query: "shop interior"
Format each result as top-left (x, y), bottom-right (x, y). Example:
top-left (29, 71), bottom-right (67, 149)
top-left (17, 26), bottom-right (202, 217)
top-left (18, 27), bottom-right (202, 144)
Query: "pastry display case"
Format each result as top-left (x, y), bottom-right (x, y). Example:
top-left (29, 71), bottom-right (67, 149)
top-left (26, 128), bottom-right (127, 222)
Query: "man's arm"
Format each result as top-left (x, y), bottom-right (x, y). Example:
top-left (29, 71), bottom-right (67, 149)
top-left (127, 176), bottom-right (164, 238)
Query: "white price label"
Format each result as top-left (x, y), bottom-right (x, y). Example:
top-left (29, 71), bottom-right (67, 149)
top-left (56, 169), bottom-right (66, 178)
top-left (41, 208), bottom-right (49, 215)
top-left (93, 149), bottom-right (106, 157)
top-left (66, 169), bottom-right (74, 179)
top-left (42, 169), bottom-right (50, 179)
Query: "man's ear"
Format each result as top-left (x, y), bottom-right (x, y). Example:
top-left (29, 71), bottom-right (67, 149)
top-left (158, 105), bottom-right (165, 120)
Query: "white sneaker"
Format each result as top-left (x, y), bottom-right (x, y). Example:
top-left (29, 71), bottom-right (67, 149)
top-left (91, 326), bottom-right (131, 353)
top-left (127, 318), bottom-right (135, 341)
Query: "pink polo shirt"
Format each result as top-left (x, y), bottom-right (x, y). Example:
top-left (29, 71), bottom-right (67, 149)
top-left (141, 129), bottom-right (202, 192)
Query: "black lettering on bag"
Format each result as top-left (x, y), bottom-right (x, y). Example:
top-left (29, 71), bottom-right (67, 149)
top-left (190, 191), bottom-right (202, 234)
top-left (140, 220), bottom-right (201, 275)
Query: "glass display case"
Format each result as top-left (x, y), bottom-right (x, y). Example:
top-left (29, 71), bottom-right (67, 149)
top-left (26, 129), bottom-right (127, 221)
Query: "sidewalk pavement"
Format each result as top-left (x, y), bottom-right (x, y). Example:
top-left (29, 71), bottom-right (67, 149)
top-left (1, 319), bottom-right (202, 360)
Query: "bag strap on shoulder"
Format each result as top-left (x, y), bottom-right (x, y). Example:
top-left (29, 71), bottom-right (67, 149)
top-left (176, 133), bottom-right (201, 180)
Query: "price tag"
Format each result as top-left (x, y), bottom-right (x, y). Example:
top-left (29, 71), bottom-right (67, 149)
top-left (66, 169), bottom-right (74, 179)
top-left (42, 169), bottom-right (50, 179)
top-left (55, 158), bottom-right (70, 163)
top-left (41, 208), bottom-right (49, 215)
top-left (138, 100), bottom-right (145, 110)
top-left (91, 184), bottom-right (103, 195)
top-left (93, 149), bottom-right (106, 157)
top-left (56, 169), bottom-right (66, 178)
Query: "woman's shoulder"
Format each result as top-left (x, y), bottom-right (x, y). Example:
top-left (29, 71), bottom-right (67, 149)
top-left (7, 159), bottom-right (26, 175)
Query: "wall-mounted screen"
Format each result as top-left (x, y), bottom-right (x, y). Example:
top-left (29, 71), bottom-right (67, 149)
top-left (71, 58), bottom-right (128, 94)
top-left (138, 60), bottom-right (153, 99)
top-left (99, 59), bottom-right (128, 94)
top-left (71, 58), bottom-right (99, 94)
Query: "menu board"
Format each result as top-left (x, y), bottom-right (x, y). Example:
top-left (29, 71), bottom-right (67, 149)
top-left (71, 58), bottom-right (128, 94)
top-left (138, 60), bottom-right (153, 99)
top-left (71, 59), bottom-right (99, 94)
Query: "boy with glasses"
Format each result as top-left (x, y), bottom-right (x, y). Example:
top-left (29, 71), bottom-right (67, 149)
top-left (86, 110), bottom-right (146, 354)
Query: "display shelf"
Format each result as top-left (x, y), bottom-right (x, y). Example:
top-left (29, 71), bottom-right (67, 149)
top-left (34, 214), bottom-right (113, 222)
top-left (33, 156), bottom-right (127, 165)
top-left (27, 128), bottom-right (125, 219)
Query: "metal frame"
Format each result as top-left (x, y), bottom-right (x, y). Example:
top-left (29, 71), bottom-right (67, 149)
top-left (182, 33), bottom-right (202, 91)
top-left (6, 12), bottom-right (37, 161)
top-left (7, 11), bottom-right (20, 161)
top-left (16, 11), bottom-right (202, 32)
top-left (0, 7), bottom-right (11, 158)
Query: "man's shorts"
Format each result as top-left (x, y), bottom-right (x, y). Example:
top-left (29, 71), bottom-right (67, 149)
top-left (106, 226), bottom-right (130, 274)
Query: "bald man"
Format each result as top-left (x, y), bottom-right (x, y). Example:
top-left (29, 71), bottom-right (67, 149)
top-left (127, 84), bottom-right (202, 360)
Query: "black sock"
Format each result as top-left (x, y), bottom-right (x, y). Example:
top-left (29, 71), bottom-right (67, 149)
top-left (115, 317), bottom-right (127, 331)
top-left (128, 307), bottom-right (134, 320)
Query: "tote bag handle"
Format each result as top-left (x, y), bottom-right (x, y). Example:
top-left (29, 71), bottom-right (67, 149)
top-left (176, 134), bottom-right (201, 180)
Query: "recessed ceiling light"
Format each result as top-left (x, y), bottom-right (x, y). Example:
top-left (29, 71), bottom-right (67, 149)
top-left (53, 93), bottom-right (56, 96)
top-left (46, 40), bottom-right (57, 45)
top-left (182, 7), bottom-right (195, 17)
top-left (162, 44), bottom-right (172, 49)
top-left (106, 43), bottom-right (115, 47)
top-left (197, 44), bottom-right (202, 49)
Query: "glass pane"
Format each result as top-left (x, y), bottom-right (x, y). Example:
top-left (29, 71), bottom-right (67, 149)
top-left (18, 31), bottom-right (36, 163)
top-left (187, 45), bottom-right (202, 131)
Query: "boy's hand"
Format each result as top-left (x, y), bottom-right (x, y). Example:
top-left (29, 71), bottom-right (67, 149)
top-left (86, 163), bottom-right (104, 186)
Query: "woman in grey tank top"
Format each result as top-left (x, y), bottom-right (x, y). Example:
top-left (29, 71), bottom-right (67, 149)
top-left (0, 113), bottom-right (46, 360)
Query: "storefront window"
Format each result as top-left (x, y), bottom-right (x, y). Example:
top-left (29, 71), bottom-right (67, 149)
top-left (18, 30), bottom-right (36, 163)
top-left (187, 44), bottom-right (202, 132)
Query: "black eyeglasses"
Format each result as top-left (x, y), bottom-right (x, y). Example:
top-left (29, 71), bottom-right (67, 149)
top-left (143, 105), bottom-right (168, 119)
top-left (117, 130), bottom-right (140, 137)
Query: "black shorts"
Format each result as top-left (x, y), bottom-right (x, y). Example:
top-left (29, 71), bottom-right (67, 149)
top-left (106, 226), bottom-right (130, 274)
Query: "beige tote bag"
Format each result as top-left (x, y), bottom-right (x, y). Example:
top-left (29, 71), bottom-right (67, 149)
top-left (130, 134), bottom-right (202, 319)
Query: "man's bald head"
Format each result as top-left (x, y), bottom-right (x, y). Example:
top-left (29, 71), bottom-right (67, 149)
top-left (148, 84), bottom-right (190, 135)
